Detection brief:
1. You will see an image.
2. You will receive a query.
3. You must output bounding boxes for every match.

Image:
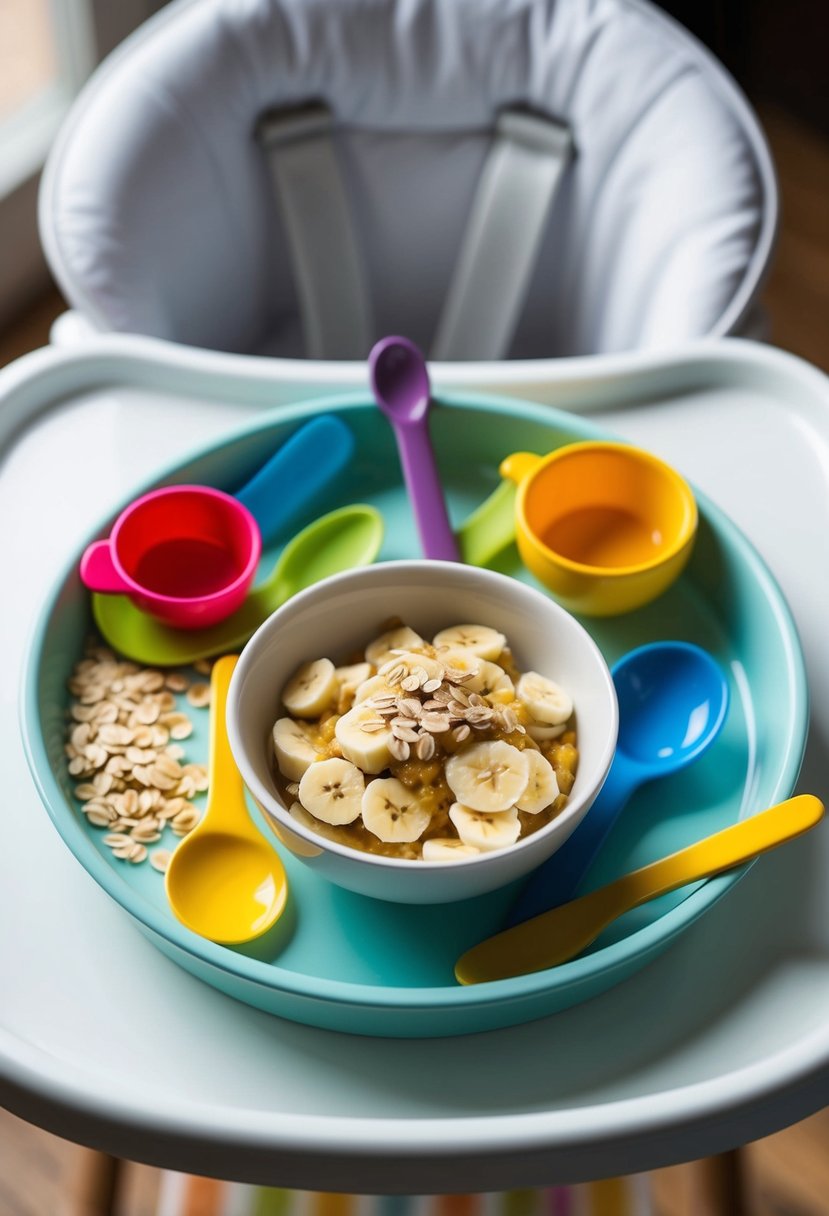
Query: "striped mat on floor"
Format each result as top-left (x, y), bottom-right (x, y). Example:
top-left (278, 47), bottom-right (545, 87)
top-left (156, 1179), bottom-right (653, 1216)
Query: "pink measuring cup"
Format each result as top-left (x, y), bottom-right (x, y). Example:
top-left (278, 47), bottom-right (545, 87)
top-left (79, 486), bottom-right (261, 629)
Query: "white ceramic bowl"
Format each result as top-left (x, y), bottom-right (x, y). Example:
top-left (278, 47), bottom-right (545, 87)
top-left (227, 561), bottom-right (618, 904)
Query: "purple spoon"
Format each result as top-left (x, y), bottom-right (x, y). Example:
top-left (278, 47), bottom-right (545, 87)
top-left (369, 336), bottom-right (460, 561)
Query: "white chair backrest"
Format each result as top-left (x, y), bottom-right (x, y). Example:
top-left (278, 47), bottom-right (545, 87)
top-left (40, 0), bottom-right (777, 362)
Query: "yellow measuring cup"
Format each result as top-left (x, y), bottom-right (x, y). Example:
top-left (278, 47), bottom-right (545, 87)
top-left (501, 441), bottom-right (698, 616)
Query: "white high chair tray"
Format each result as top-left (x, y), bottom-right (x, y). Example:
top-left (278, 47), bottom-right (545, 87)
top-left (1, 336), bottom-right (828, 1191)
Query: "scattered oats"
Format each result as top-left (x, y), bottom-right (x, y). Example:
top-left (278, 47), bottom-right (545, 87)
top-left (360, 719), bottom-right (387, 733)
top-left (416, 733), bottom-right (436, 761)
top-left (391, 716), bottom-right (418, 731)
top-left (164, 673), bottom-right (190, 693)
top-left (103, 833), bottom-right (132, 848)
top-left (388, 735), bottom-right (411, 762)
top-left (70, 723), bottom-right (93, 749)
top-left (74, 784), bottom-right (98, 802)
top-left (420, 714), bottom-right (451, 733)
top-left (391, 724), bottom-right (419, 743)
top-left (131, 826), bottom-right (162, 844)
top-left (193, 659), bottom-right (212, 675)
top-left (172, 807), bottom-right (200, 835)
top-left (125, 745), bottom-right (156, 765)
top-left (421, 678), bottom-right (442, 694)
top-left (92, 772), bottom-right (114, 796)
top-left (286, 782), bottom-right (300, 797)
top-left (162, 713), bottom-right (192, 741)
top-left (384, 663), bottom-right (407, 686)
top-left (150, 849), bottom-right (172, 874)
top-left (453, 724), bottom-right (471, 743)
top-left (86, 808), bottom-right (116, 828)
top-left (186, 682), bottom-right (211, 708)
top-left (398, 697), bottom-right (422, 719)
top-left (132, 700), bottom-right (160, 726)
top-left (400, 674), bottom-right (421, 692)
top-left (68, 756), bottom-right (87, 776)
top-left (164, 743), bottom-right (185, 760)
top-left (127, 843), bottom-right (148, 864)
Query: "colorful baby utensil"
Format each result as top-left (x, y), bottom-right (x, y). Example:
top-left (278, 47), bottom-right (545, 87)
top-left (506, 641), bottom-right (729, 926)
top-left (456, 794), bottom-right (825, 983)
top-left (230, 414), bottom-right (355, 545)
top-left (456, 479), bottom-right (518, 568)
top-left (92, 504), bottom-right (384, 666)
top-left (369, 336), bottom-right (460, 561)
top-left (80, 415), bottom-right (355, 627)
top-left (501, 441), bottom-right (698, 615)
top-left (80, 485), bottom-right (261, 629)
top-left (165, 655), bottom-right (288, 943)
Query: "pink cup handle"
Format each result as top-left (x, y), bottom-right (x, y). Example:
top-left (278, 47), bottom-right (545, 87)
top-left (79, 540), bottom-right (132, 595)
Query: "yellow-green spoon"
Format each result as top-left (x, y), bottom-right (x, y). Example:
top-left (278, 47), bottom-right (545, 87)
top-left (165, 655), bottom-right (288, 944)
top-left (456, 794), bottom-right (824, 985)
top-left (92, 503), bottom-right (384, 667)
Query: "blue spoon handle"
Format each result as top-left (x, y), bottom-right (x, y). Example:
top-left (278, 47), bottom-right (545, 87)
top-left (235, 415), bottom-right (354, 545)
top-left (505, 755), bottom-right (640, 927)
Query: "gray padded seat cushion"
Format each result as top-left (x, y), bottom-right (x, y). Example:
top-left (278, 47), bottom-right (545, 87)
top-left (40, 0), bottom-right (776, 360)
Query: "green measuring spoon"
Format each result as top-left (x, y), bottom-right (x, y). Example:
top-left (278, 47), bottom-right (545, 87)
top-left (92, 504), bottom-right (384, 666)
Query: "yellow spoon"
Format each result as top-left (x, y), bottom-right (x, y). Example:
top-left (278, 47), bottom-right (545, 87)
top-left (456, 794), bottom-right (824, 985)
top-left (165, 655), bottom-right (288, 944)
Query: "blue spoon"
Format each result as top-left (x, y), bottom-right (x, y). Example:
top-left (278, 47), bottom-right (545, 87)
top-left (505, 641), bottom-right (730, 927)
top-left (233, 414), bottom-right (354, 544)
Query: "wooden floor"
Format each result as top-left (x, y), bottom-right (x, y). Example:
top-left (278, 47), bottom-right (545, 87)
top-left (1, 104), bottom-right (827, 1215)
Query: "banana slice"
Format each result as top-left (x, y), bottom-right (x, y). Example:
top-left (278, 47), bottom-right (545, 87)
top-left (298, 757), bottom-right (365, 825)
top-left (449, 802), bottom-right (521, 851)
top-left (433, 625), bottom-right (506, 661)
top-left (437, 647), bottom-right (483, 685)
top-left (422, 838), bottom-right (481, 861)
top-left (282, 657), bottom-right (339, 718)
top-left (467, 659), bottom-right (515, 698)
top-left (445, 740), bottom-right (529, 812)
top-left (335, 662), bottom-right (373, 699)
top-left (353, 674), bottom-right (394, 703)
top-left (362, 777), bottom-right (432, 843)
top-left (527, 720), bottom-right (567, 742)
top-left (272, 717), bottom-right (321, 781)
top-left (365, 626), bottom-right (424, 667)
top-left (516, 671), bottom-right (573, 725)
top-left (516, 749), bottom-right (559, 813)
top-left (334, 703), bottom-right (395, 774)
top-left (288, 801), bottom-right (339, 844)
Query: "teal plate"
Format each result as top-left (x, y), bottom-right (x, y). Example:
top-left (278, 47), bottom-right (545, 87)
top-left (22, 392), bottom-right (808, 1038)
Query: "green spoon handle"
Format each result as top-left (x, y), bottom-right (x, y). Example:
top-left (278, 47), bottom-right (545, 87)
top-left (456, 480), bottom-right (517, 568)
top-left (456, 795), bottom-right (824, 985)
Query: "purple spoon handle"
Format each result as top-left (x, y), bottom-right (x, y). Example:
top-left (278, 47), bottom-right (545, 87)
top-left (392, 420), bottom-right (460, 561)
top-left (369, 335), bottom-right (460, 562)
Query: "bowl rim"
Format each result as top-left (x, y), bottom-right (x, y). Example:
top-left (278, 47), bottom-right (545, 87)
top-left (226, 559), bottom-right (619, 872)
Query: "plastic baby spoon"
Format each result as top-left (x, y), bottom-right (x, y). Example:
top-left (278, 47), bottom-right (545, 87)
top-left (92, 504), bottom-right (384, 666)
top-left (456, 794), bottom-right (825, 983)
top-left (233, 413), bottom-right (355, 545)
top-left (369, 336), bottom-right (460, 561)
top-left (165, 655), bottom-right (288, 943)
top-left (506, 641), bottom-right (729, 927)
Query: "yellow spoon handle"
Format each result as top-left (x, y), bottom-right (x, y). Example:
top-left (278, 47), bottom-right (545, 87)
top-left (205, 655), bottom-right (245, 816)
top-left (456, 794), bottom-right (824, 985)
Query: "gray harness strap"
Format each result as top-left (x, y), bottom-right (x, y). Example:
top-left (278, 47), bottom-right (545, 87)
top-left (431, 108), bottom-right (573, 362)
top-left (255, 103), bottom-right (372, 360)
top-left (256, 104), bottom-right (572, 363)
